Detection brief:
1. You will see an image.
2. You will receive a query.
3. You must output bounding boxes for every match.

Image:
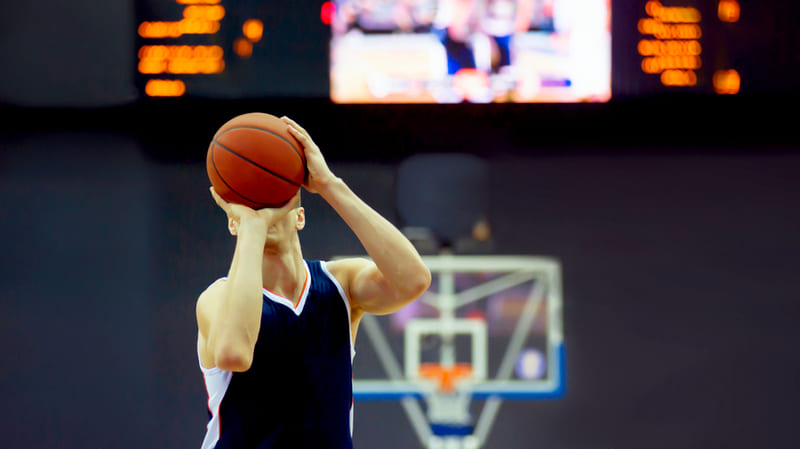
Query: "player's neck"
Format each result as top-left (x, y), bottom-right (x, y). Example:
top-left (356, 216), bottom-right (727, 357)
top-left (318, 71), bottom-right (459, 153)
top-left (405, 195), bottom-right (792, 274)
top-left (261, 242), bottom-right (305, 304)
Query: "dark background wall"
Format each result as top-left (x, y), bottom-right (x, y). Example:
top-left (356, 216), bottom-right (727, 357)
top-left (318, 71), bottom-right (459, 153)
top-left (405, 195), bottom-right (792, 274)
top-left (1, 0), bottom-right (799, 448)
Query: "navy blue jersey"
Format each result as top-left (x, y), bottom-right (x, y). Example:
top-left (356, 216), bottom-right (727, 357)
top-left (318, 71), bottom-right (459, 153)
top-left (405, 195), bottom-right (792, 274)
top-left (200, 260), bottom-right (355, 449)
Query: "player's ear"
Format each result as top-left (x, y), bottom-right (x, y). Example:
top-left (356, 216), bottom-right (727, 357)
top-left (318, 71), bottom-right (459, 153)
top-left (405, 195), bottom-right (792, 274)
top-left (295, 207), bottom-right (305, 231)
top-left (228, 216), bottom-right (238, 236)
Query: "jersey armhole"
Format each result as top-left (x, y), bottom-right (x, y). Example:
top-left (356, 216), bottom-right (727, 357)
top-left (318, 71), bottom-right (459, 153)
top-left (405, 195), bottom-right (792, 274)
top-left (320, 260), bottom-right (357, 360)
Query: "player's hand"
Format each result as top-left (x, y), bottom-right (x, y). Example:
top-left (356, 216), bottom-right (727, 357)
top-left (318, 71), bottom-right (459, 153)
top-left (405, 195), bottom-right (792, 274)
top-left (210, 186), bottom-right (295, 233)
top-left (210, 186), bottom-right (260, 221)
top-left (282, 116), bottom-right (335, 194)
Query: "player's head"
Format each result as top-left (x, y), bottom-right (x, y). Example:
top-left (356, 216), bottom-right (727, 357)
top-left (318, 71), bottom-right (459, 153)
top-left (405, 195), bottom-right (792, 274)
top-left (265, 191), bottom-right (304, 252)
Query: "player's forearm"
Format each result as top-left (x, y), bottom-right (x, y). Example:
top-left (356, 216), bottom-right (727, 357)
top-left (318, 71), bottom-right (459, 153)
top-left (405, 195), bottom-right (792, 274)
top-left (225, 225), bottom-right (266, 324)
top-left (320, 177), bottom-right (431, 297)
top-left (212, 222), bottom-right (266, 369)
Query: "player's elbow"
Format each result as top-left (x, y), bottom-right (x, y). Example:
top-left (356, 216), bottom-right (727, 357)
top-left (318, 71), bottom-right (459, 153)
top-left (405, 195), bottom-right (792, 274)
top-left (214, 342), bottom-right (254, 372)
top-left (403, 265), bottom-right (432, 301)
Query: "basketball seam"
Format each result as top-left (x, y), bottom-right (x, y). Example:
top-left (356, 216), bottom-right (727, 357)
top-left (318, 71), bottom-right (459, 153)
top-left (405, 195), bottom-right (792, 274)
top-left (211, 143), bottom-right (289, 208)
top-left (218, 125), bottom-right (305, 166)
top-left (212, 138), bottom-right (302, 188)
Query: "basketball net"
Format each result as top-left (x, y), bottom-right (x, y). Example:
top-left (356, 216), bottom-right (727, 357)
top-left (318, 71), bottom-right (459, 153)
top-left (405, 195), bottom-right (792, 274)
top-left (419, 363), bottom-right (478, 448)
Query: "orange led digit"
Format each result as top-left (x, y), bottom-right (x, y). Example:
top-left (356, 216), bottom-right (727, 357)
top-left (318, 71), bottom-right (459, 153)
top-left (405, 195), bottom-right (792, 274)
top-left (638, 2), bottom-right (702, 88)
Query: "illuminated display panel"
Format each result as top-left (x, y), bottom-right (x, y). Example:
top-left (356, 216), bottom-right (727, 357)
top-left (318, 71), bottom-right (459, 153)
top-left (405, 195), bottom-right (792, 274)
top-left (135, 0), bottom-right (799, 101)
top-left (634, 0), bottom-right (743, 93)
top-left (329, 0), bottom-right (613, 103)
top-left (616, 0), bottom-right (800, 98)
top-left (637, 1), bottom-right (703, 87)
top-left (135, 0), bottom-right (329, 98)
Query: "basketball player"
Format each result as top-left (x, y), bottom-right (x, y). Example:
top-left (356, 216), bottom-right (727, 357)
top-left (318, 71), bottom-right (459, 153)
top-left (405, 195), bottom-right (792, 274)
top-left (196, 116), bottom-right (432, 448)
top-left (433, 0), bottom-right (534, 75)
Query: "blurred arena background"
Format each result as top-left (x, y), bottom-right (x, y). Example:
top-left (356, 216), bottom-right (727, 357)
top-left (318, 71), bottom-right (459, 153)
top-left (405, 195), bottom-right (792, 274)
top-left (1, 0), bottom-right (799, 448)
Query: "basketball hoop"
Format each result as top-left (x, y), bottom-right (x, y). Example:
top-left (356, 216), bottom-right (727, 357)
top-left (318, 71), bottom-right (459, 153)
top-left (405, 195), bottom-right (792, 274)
top-left (419, 363), bottom-right (473, 393)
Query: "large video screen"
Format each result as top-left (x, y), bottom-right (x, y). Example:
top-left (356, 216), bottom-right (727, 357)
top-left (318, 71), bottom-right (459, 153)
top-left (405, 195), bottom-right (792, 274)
top-left (330, 0), bottom-right (612, 103)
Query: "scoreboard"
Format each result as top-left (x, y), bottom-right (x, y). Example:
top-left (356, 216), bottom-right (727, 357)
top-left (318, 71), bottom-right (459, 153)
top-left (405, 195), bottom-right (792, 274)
top-left (135, 0), bottom-right (329, 98)
top-left (615, 0), bottom-right (799, 98)
top-left (135, 0), bottom-right (800, 102)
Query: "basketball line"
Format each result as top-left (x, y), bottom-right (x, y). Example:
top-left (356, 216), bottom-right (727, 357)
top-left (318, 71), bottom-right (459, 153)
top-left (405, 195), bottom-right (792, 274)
top-left (218, 125), bottom-right (305, 166)
top-left (211, 143), bottom-right (290, 208)
top-left (212, 139), bottom-right (302, 188)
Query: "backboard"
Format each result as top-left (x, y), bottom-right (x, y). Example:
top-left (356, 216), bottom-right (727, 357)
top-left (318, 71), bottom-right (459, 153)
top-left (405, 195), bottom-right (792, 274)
top-left (341, 254), bottom-right (565, 448)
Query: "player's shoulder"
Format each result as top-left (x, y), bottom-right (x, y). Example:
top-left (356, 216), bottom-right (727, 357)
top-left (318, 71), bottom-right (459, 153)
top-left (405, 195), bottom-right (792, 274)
top-left (196, 278), bottom-right (227, 321)
top-left (323, 257), bottom-right (373, 282)
top-left (199, 277), bottom-right (227, 301)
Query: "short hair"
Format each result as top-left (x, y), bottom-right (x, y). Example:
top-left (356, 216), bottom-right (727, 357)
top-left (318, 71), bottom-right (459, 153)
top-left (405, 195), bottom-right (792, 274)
top-left (294, 190), bottom-right (302, 208)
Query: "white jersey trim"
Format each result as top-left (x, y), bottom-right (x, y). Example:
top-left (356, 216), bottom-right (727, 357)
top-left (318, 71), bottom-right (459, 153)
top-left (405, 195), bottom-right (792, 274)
top-left (261, 260), bottom-right (311, 315)
top-left (199, 342), bottom-right (233, 449)
top-left (319, 260), bottom-right (356, 360)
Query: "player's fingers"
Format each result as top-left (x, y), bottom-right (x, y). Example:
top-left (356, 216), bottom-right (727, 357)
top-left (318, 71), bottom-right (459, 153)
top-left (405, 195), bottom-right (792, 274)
top-left (281, 116), bottom-right (309, 137)
top-left (287, 124), bottom-right (318, 153)
top-left (210, 186), bottom-right (231, 213)
top-left (286, 124), bottom-right (308, 144)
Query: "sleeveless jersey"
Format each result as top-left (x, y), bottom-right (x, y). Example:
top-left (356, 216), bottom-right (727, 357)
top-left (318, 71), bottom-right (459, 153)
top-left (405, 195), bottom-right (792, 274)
top-left (200, 260), bottom-right (355, 448)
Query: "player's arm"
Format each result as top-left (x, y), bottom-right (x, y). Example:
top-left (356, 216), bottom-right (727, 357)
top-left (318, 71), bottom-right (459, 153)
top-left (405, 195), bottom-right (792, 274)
top-left (283, 117), bottom-right (431, 315)
top-left (197, 188), bottom-right (294, 372)
top-left (514, 0), bottom-right (536, 33)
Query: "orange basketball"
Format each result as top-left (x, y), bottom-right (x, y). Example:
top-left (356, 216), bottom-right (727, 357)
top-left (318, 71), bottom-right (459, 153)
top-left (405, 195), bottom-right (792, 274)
top-left (207, 113), bottom-right (306, 209)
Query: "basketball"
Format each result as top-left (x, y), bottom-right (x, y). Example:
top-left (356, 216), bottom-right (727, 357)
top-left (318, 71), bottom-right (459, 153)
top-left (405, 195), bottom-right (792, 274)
top-left (206, 112), bottom-right (306, 209)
